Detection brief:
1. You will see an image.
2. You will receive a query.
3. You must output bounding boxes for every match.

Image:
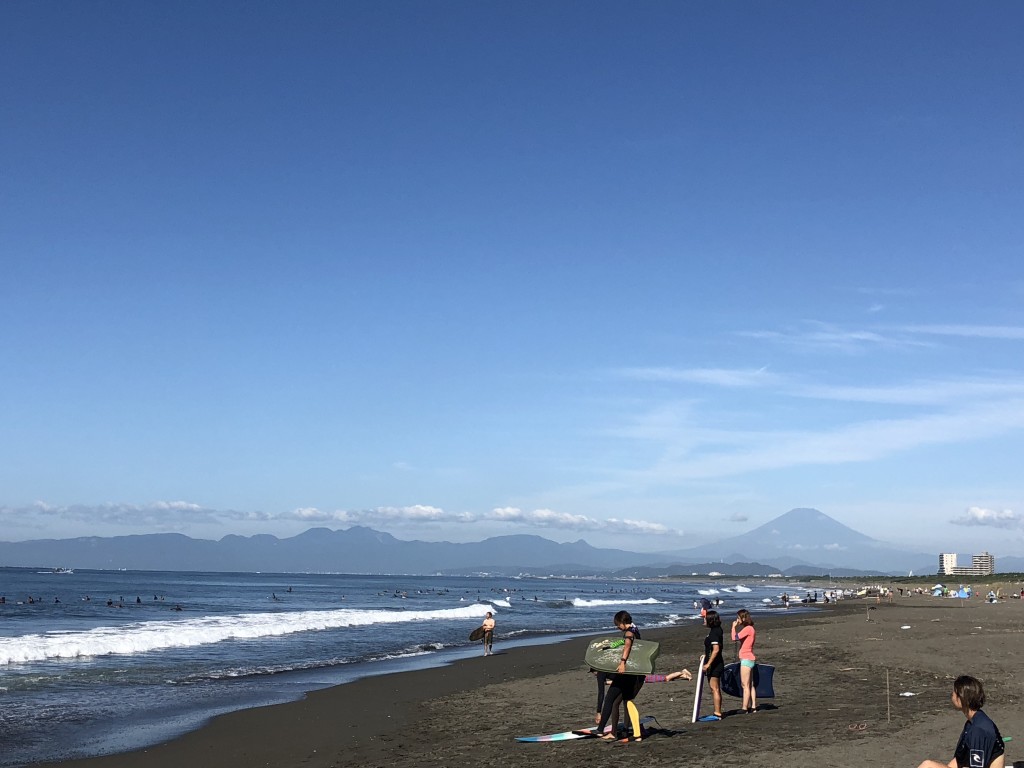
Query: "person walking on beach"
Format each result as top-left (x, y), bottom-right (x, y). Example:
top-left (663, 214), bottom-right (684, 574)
top-left (702, 609), bottom-right (725, 720)
top-left (732, 609), bottom-right (757, 714)
top-left (917, 675), bottom-right (1004, 768)
top-left (481, 611), bottom-right (495, 656)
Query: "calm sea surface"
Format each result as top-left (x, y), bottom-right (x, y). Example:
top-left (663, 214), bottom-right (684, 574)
top-left (0, 567), bottom-right (802, 766)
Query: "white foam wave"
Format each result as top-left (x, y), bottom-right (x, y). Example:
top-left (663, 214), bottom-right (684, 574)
top-left (0, 604), bottom-right (493, 666)
top-left (488, 598), bottom-right (512, 608)
top-left (697, 589), bottom-right (719, 595)
top-left (571, 597), bottom-right (667, 607)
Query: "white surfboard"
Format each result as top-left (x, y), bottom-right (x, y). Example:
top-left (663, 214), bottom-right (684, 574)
top-left (691, 654), bottom-right (706, 723)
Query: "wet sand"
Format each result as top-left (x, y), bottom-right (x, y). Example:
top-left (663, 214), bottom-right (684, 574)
top-left (38, 595), bottom-right (1024, 768)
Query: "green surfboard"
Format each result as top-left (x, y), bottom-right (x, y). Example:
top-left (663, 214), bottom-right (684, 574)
top-left (584, 636), bottom-right (660, 675)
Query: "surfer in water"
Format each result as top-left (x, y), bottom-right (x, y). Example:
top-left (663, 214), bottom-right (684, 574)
top-left (916, 675), bottom-right (1004, 768)
top-left (481, 611), bottom-right (495, 656)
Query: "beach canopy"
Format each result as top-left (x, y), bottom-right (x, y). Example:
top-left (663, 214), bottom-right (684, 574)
top-left (932, 584), bottom-right (944, 589)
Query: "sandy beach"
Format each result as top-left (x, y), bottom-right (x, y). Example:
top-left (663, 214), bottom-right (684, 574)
top-left (36, 593), bottom-right (1024, 768)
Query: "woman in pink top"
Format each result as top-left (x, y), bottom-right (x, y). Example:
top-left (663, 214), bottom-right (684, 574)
top-left (731, 609), bottom-right (757, 714)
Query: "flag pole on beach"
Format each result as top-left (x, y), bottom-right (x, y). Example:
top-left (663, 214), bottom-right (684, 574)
top-left (886, 668), bottom-right (891, 724)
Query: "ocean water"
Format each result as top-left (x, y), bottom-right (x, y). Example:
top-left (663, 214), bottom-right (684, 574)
top-left (0, 567), bottom-right (796, 766)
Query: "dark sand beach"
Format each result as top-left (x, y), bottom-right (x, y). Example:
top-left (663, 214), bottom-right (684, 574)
top-left (38, 593), bottom-right (1024, 768)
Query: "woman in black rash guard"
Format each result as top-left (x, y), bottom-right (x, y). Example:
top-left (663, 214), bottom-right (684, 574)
top-left (702, 610), bottom-right (725, 720)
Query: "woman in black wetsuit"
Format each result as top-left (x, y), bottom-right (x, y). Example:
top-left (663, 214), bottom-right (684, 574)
top-left (703, 609), bottom-right (725, 720)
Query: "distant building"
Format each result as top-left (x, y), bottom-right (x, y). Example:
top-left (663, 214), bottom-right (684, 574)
top-left (938, 551), bottom-right (995, 576)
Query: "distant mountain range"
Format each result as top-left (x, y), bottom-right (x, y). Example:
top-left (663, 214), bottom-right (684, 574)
top-left (0, 508), bottom-right (1012, 576)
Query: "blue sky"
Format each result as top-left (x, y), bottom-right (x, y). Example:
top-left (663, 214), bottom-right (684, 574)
top-left (2, 2), bottom-right (1022, 557)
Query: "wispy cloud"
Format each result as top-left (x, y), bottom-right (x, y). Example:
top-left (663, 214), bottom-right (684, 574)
top-left (625, 399), bottom-right (1024, 483)
top-left (0, 501), bottom-right (267, 531)
top-left (739, 321), bottom-right (1024, 356)
top-left (900, 325), bottom-right (1024, 340)
top-left (793, 377), bottom-right (1024, 406)
top-left (618, 367), bottom-right (783, 388)
top-left (950, 506), bottom-right (1022, 528)
top-left (855, 286), bottom-right (918, 298)
top-left (738, 321), bottom-right (930, 354)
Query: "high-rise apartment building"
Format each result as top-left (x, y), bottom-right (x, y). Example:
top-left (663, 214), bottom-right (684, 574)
top-left (938, 552), bottom-right (995, 576)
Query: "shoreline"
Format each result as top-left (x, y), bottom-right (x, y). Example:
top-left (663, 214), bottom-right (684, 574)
top-left (33, 595), bottom-right (1024, 768)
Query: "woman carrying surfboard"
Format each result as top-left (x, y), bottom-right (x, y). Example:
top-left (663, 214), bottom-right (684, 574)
top-left (593, 611), bottom-right (646, 741)
top-left (481, 611), bottom-right (495, 656)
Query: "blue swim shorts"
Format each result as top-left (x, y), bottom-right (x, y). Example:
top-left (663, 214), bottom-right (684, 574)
top-left (740, 659), bottom-right (756, 669)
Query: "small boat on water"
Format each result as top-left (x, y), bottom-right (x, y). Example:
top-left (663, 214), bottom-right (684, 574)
top-left (36, 567), bottom-right (74, 574)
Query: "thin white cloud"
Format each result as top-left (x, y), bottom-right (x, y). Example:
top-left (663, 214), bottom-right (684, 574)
top-left (739, 322), bottom-right (1024, 356)
top-left (627, 399), bottom-right (1024, 483)
top-left (902, 325), bottom-right (1024, 340)
top-left (729, 512), bottom-right (749, 523)
top-left (1, 501), bottom-right (239, 530)
top-left (950, 506), bottom-right (1021, 529)
top-left (856, 286), bottom-right (918, 298)
top-left (793, 378), bottom-right (1024, 406)
top-left (738, 321), bottom-right (930, 354)
top-left (618, 367), bottom-right (783, 388)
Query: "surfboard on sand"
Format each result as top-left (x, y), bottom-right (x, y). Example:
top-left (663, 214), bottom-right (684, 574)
top-left (721, 662), bottom-right (775, 699)
top-left (515, 716), bottom-right (656, 743)
top-left (514, 729), bottom-right (594, 743)
top-left (584, 637), bottom-right (660, 675)
top-left (469, 626), bottom-right (486, 641)
top-left (691, 654), bottom-right (706, 723)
